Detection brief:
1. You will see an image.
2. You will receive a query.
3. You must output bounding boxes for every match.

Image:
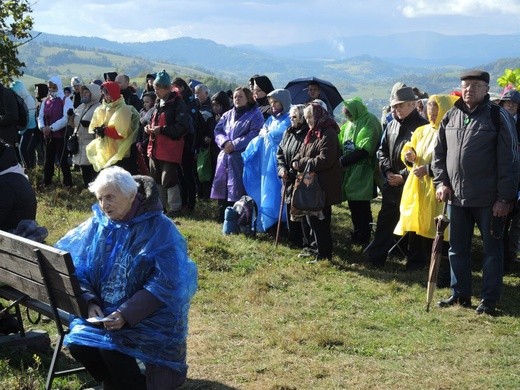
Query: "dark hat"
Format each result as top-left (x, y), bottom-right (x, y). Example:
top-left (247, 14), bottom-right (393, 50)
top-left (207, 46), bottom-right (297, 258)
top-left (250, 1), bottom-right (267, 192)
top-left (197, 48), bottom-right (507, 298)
top-left (146, 73), bottom-right (157, 81)
top-left (103, 71), bottom-right (118, 82)
top-left (500, 89), bottom-right (520, 104)
top-left (251, 75), bottom-right (274, 94)
top-left (390, 87), bottom-right (417, 106)
top-left (154, 70), bottom-right (171, 87)
top-left (460, 70), bottom-right (490, 84)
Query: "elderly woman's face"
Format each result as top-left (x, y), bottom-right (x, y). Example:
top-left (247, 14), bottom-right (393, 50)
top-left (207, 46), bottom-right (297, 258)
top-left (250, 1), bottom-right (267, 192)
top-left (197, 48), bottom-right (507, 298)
top-left (289, 108), bottom-right (302, 127)
top-left (96, 184), bottom-right (135, 221)
top-left (304, 107), bottom-right (315, 128)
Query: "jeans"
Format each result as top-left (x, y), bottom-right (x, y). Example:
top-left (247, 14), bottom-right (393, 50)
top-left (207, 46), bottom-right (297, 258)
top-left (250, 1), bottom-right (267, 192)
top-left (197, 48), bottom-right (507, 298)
top-left (448, 204), bottom-right (504, 302)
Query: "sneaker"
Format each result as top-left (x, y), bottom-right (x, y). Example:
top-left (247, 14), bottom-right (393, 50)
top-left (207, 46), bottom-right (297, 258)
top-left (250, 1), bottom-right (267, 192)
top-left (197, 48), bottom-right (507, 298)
top-left (475, 299), bottom-right (496, 315)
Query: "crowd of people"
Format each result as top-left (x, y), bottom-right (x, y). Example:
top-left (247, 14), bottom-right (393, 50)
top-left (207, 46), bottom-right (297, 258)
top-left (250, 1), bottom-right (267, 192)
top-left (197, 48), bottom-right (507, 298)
top-left (1, 67), bottom-right (519, 387)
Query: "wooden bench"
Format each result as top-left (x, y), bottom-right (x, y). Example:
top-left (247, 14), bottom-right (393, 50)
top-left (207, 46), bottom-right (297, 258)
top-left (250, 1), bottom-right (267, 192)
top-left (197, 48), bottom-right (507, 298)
top-left (0, 229), bottom-right (87, 390)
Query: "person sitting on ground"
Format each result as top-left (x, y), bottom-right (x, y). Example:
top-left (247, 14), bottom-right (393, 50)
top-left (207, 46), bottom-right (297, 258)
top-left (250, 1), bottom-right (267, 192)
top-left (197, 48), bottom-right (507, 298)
top-left (57, 166), bottom-right (198, 390)
top-left (339, 97), bottom-right (382, 247)
top-left (243, 88), bottom-right (292, 233)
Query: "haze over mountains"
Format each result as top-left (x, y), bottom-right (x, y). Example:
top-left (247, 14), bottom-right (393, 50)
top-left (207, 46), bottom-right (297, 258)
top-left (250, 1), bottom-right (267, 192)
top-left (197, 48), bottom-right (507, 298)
top-left (22, 31), bottom-right (520, 114)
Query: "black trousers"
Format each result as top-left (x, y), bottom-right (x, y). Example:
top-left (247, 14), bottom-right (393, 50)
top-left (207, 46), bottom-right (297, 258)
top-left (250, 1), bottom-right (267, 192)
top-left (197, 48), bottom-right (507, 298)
top-left (43, 137), bottom-right (72, 186)
top-left (304, 205), bottom-right (333, 259)
top-left (348, 200), bottom-right (372, 244)
top-left (365, 184), bottom-right (403, 266)
top-left (68, 344), bottom-right (146, 390)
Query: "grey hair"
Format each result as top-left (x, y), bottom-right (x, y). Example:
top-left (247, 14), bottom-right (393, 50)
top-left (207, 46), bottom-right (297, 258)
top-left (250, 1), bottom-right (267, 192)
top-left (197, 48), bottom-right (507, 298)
top-left (194, 84), bottom-right (209, 95)
top-left (289, 104), bottom-right (305, 119)
top-left (88, 166), bottom-right (138, 198)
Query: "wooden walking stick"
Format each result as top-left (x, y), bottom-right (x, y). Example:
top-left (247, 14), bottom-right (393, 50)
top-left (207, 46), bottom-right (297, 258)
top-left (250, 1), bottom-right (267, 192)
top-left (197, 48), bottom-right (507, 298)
top-left (275, 180), bottom-right (286, 248)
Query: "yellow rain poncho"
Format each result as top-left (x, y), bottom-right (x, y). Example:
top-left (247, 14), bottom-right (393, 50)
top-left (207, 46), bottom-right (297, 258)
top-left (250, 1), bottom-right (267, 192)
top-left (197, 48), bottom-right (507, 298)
top-left (394, 94), bottom-right (458, 239)
top-left (86, 97), bottom-right (139, 172)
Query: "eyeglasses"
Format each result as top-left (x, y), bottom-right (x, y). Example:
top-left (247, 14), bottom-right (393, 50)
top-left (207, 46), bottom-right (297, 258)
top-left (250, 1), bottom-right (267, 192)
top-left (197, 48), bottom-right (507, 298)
top-left (460, 82), bottom-right (488, 90)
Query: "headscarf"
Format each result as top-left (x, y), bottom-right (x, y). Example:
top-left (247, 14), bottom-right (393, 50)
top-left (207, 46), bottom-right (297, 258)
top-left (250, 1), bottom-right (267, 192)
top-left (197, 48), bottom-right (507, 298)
top-left (304, 103), bottom-right (339, 144)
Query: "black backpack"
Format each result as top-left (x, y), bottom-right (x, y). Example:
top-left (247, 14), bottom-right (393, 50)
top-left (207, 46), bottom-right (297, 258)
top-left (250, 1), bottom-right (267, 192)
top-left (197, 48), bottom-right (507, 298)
top-left (233, 195), bottom-right (258, 236)
top-left (11, 90), bottom-right (29, 131)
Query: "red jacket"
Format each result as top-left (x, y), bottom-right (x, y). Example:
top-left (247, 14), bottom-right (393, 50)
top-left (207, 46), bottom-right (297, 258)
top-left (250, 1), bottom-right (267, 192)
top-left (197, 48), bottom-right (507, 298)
top-left (147, 91), bottom-right (190, 164)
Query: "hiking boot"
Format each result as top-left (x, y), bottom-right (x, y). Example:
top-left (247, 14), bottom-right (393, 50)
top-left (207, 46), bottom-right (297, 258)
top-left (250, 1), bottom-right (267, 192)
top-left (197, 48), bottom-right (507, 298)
top-left (475, 299), bottom-right (496, 315)
top-left (438, 295), bottom-right (471, 308)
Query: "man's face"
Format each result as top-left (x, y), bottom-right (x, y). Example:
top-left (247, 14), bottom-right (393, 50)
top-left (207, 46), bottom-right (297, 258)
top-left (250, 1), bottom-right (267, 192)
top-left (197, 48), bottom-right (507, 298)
top-left (461, 80), bottom-right (489, 109)
top-left (308, 84), bottom-right (320, 99)
top-left (115, 75), bottom-right (128, 90)
top-left (391, 101), bottom-right (416, 120)
top-left (195, 89), bottom-right (208, 103)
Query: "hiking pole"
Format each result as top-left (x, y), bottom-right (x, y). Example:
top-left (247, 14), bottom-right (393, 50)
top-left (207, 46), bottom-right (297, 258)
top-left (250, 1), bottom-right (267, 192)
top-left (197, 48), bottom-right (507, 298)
top-left (275, 180), bottom-right (286, 248)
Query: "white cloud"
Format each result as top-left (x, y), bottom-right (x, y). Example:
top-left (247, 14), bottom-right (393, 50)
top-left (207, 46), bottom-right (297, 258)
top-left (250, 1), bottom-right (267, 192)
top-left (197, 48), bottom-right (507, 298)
top-left (401, 0), bottom-right (520, 18)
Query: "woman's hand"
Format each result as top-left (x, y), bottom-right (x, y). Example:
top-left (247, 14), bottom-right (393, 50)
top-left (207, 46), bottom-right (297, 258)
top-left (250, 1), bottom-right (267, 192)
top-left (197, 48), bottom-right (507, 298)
top-left (224, 141), bottom-right (234, 154)
top-left (104, 310), bottom-right (127, 331)
top-left (404, 149), bottom-right (416, 163)
top-left (88, 303), bottom-right (104, 318)
top-left (412, 165), bottom-right (427, 178)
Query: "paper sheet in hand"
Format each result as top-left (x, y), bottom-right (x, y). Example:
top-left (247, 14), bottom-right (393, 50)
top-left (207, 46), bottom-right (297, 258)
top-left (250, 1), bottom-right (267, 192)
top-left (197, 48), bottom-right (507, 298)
top-left (86, 316), bottom-right (115, 323)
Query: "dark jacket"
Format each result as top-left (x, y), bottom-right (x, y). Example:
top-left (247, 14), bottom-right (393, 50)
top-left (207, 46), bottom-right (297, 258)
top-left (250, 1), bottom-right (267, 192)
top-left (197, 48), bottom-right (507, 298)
top-left (121, 88), bottom-right (144, 112)
top-left (293, 126), bottom-right (342, 207)
top-left (432, 95), bottom-right (519, 207)
top-left (0, 141), bottom-right (36, 230)
top-left (0, 84), bottom-right (19, 147)
top-left (378, 109), bottom-right (428, 180)
top-left (277, 122), bottom-right (309, 203)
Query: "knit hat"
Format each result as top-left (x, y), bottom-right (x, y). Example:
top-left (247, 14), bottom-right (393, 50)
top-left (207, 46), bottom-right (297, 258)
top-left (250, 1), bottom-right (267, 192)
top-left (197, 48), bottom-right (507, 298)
top-left (251, 75), bottom-right (274, 94)
top-left (101, 81), bottom-right (121, 101)
top-left (460, 70), bottom-right (490, 84)
top-left (154, 70), bottom-right (171, 88)
top-left (71, 77), bottom-right (82, 87)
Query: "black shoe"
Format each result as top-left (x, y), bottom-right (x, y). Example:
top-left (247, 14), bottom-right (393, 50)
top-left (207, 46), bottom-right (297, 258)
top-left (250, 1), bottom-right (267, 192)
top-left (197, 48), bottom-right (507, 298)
top-left (475, 299), bottom-right (496, 315)
top-left (438, 295), bottom-right (471, 308)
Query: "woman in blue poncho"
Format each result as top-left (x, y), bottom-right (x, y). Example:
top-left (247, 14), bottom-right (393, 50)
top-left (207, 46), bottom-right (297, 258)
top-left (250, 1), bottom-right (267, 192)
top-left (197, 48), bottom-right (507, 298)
top-left (56, 166), bottom-right (197, 390)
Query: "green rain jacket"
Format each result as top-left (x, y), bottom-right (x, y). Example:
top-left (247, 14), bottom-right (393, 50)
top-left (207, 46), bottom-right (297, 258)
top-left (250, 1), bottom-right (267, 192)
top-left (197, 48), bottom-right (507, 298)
top-left (338, 97), bottom-right (382, 200)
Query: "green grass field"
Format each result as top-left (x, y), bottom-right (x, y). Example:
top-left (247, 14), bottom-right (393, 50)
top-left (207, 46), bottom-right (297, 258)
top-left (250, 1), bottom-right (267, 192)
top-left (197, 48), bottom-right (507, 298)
top-left (1, 167), bottom-right (520, 389)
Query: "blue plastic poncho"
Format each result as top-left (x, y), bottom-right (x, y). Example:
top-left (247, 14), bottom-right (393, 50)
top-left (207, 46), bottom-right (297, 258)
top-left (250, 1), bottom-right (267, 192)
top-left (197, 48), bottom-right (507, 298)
top-left (56, 187), bottom-right (197, 374)
top-left (243, 113), bottom-right (290, 231)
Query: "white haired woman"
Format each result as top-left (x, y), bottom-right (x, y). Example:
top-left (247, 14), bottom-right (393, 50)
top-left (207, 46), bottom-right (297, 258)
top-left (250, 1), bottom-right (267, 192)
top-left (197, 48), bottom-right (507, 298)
top-left (57, 166), bottom-right (197, 389)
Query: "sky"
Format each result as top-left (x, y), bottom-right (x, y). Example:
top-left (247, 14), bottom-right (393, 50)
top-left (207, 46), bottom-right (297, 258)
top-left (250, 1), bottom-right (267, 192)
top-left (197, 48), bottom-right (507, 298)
top-left (31, 0), bottom-right (520, 46)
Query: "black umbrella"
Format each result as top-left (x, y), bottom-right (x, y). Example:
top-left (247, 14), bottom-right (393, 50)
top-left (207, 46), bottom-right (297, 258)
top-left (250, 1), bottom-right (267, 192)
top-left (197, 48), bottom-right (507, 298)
top-left (284, 77), bottom-right (343, 111)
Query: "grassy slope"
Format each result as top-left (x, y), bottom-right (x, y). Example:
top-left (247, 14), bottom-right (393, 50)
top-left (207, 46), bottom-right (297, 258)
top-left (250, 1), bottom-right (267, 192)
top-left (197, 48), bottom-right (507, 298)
top-left (1, 168), bottom-right (519, 389)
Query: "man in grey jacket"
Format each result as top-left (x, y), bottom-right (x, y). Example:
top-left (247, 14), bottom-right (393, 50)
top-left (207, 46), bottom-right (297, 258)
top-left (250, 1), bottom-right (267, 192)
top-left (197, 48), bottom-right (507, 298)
top-left (432, 70), bottom-right (519, 315)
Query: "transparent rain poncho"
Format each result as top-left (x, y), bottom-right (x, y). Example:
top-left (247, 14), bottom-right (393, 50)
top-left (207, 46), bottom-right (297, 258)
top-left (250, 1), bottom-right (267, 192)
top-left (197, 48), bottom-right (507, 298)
top-left (56, 202), bottom-right (197, 373)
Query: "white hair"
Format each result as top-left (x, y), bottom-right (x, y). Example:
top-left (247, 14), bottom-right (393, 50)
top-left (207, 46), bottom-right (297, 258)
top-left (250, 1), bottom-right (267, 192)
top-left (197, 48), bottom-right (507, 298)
top-left (88, 166), bottom-right (138, 198)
